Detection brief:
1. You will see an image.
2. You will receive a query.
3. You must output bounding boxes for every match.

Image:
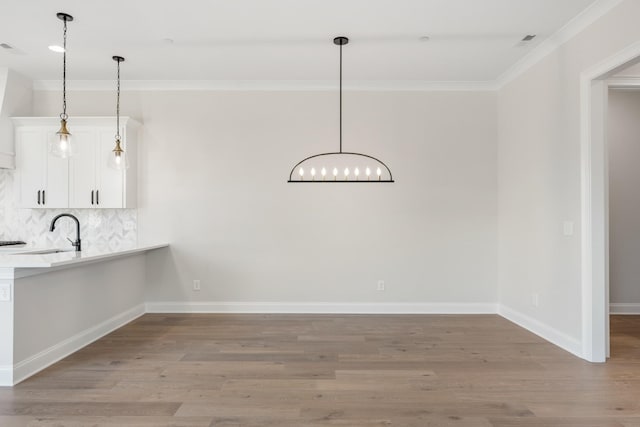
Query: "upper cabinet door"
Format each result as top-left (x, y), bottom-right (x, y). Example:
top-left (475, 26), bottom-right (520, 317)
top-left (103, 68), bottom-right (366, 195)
top-left (15, 126), bottom-right (69, 209)
top-left (15, 128), bottom-right (46, 208)
top-left (45, 132), bottom-right (71, 209)
top-left (69, 128), bottom-right (98, 209)
top-left (96, 128), bottom-right (125, 208)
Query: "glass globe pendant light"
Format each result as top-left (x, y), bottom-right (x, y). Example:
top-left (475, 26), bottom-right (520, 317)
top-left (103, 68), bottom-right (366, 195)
top-left (50, 12), bottom-right (75, 158)
top-left (108, 56), bottom-right (129, 170)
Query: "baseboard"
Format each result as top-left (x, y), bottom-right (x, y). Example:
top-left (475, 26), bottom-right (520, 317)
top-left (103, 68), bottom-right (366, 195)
top-left (497, 304), bottom-right (582, 358)
top-left (4, 301), bottom-right (591, 387)
top-left (145, 301), bottom-right (498, 314)
top-left (610, 303), bottom-right (640, 314)
top-left (11, 303), bottom-right (146, 385)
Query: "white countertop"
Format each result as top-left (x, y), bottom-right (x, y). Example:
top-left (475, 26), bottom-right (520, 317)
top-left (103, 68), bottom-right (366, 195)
top-left (0, 243), bottom-right (169, 269)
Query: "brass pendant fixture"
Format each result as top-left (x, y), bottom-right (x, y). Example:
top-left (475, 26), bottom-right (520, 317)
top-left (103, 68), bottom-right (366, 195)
top-left (50, 12), bottom-right (75, 158)
top-left (108, 55), bottom-right (129, 170)
top-left (287, 36), bottom-right (394, 183)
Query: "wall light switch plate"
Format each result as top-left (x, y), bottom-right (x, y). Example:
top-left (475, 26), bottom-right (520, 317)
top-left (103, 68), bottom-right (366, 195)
top-left (563, 221), bottom-right (574, 236)
top-left (0, 284), bottom-right (11, 302)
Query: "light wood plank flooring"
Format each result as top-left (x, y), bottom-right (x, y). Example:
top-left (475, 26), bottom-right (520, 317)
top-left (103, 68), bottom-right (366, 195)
top-left (1, 314), bottom-right (639, 426)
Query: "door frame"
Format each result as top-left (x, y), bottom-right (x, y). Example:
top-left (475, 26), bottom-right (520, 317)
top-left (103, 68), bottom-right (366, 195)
top-left (580, 40), bottom-right (640, 362)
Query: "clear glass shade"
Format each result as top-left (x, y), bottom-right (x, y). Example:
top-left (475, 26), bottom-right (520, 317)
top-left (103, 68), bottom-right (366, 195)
top-left (50, 120), bottom-right (75, 158)
top-left (107, 139), bottom-right (129, 170)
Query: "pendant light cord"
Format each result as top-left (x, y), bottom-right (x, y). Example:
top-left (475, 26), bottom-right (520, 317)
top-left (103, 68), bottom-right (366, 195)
top-left (116, 59), bottom-right (120, 139)
top-left (339, 41), bottom-right (342, 154)
top-left (61, 18), bottom-right (67, 120)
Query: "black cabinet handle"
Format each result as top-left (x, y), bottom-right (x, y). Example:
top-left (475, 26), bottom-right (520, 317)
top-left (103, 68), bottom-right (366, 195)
top-left (37, 190), bottom-right (41, 205)
top-left (96, 190), bottom-right (99, 205)
top-left (91, 190), bottom-right (94, 205)
top-left (42, 190), bottom-right (45, 205)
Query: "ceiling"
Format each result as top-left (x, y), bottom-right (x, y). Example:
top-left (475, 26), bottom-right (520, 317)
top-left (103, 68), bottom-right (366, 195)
top-left (1, 0), bottom-right (600, 83)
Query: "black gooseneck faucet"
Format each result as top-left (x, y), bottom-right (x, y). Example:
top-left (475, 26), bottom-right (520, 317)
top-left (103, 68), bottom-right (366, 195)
top-left (50, 213), bottom-right (81, 252)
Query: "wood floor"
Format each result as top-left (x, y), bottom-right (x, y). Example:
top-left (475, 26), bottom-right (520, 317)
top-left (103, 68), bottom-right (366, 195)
top-left (1, 314), bottom-right (640, 426)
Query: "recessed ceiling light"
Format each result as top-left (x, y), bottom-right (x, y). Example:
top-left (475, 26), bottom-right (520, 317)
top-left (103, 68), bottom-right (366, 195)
top-left (419, 36), bottom-right (430, 42)
top-left (48, 45), bottom-right (65, 53)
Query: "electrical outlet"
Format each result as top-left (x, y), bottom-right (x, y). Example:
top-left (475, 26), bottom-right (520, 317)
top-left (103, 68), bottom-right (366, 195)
top-left (0, 284), bottom-right (11, 302)
top-left (377, 280), bottom-right (385, 291)
top-left (193, 280), bottom-right (201, 291)
top-left (532, 293), bottom-right (539, 307)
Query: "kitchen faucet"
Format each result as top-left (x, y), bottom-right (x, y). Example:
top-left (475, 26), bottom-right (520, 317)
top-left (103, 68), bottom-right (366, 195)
top-left (49, 213), bottom-right (82, 252)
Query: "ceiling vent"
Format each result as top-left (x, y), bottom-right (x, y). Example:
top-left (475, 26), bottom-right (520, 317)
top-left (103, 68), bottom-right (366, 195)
top-left (515, 35), bottom-right (536, 47)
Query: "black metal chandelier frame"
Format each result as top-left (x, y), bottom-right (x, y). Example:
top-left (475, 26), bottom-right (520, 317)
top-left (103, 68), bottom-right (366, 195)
top-left (287, 36), bottom-right (394, 183)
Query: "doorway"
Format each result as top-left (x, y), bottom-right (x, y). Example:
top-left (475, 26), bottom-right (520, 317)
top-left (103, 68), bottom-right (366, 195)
top-left (581, 41), bottom-right (640, 362)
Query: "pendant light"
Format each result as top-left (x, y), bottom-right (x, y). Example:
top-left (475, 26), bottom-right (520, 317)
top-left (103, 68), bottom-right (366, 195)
top-left (108, 56), bottom-right (128, 170)
top-left (288, 36), bottom-right (394, 183)
top-left (50, 12), bottom-right (75, 158)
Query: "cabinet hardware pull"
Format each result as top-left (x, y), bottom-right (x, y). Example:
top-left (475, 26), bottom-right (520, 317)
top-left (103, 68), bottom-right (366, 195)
top-left (42, 190), bottom-right (45, 205)
top-left (37, 190), bottom-right (41, 205)
top-left (91, 190), bottom-right (94, 205)
top-left (96, 190), bottom-right (99, 205)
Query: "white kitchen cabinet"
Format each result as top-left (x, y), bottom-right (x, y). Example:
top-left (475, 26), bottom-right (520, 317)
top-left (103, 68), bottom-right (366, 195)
top-left (14, 123), bottom-right (69, 208)
top-left (12, 117), bottom-right (139, 209)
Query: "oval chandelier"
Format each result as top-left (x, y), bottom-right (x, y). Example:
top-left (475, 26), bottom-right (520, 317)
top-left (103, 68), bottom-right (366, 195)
top-left (288, 36), bottom-right (394, 183)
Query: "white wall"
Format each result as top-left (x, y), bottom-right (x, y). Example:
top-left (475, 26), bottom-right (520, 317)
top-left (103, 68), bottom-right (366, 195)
top-left (33, 89), bottom-right (498, 307)
top-left (608, 89), bottom-right (640, 306)
top-left (498, 0), bottom-right (640, 344)
top-left (0, 69), bottom-right (32, 168)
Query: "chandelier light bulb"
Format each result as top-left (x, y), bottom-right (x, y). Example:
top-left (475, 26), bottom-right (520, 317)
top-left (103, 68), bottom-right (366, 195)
top-left (333, 167), bottom-right (338, 181)
top-left (344, 168), bottom-right (350, 181)
top-left (299, 167), bottom-right (304, 181)
top-left (310, 167), bottom-right (316, 181)
top-left (321, 167), bottom-right (327, 181)
top-left (354, 167), bottom-right (360, 180)
top-left (366, 167), bottom-right (371, 180)
top-left (376, 167), bottom-right (382, 181)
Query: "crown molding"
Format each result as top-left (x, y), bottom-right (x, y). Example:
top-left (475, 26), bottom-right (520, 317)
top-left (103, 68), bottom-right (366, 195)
top-left (29, 0), bottom-right (623, 94)
top-left (33, 79), bottom-right (498, 92)
top-left (496, 0), bottom-right (624, 88)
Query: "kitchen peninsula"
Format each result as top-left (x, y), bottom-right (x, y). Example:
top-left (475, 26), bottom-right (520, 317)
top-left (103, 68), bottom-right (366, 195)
top-left (0, 243), bottom-right (168, 386)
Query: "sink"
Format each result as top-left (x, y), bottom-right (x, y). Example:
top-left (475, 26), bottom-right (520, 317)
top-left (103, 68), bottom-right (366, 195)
top-left (20, 249), bottom-right (74, 255)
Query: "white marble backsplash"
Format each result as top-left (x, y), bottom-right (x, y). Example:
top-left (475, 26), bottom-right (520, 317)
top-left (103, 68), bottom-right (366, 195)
top-left (0, 169), bottom-right (137, 251)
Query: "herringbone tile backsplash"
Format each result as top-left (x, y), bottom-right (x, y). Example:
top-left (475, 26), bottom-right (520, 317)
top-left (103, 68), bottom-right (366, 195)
top-left (0, 169), bottom-right (137, 251)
